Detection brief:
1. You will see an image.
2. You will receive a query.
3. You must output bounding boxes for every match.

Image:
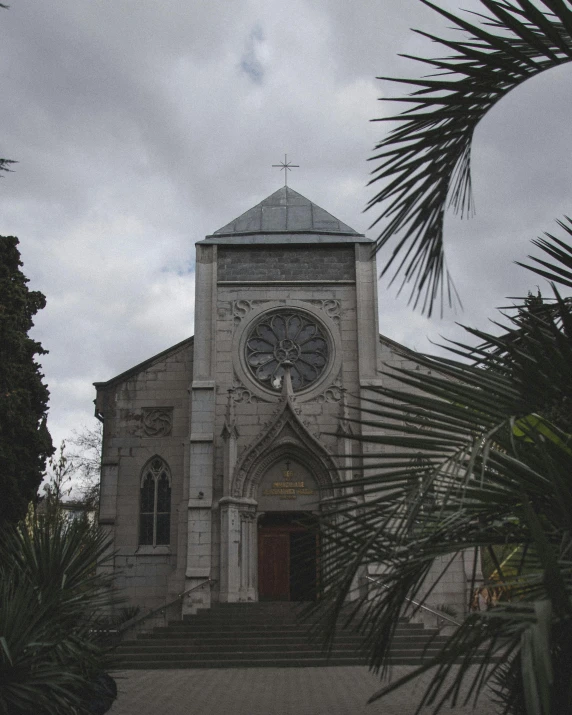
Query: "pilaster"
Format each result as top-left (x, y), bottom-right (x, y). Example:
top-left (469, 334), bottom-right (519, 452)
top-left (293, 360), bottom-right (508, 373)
top-left (355, 243), bottom-right (380, 383)
top-left (218, 497), bottom-right (257, 603)
top-left (184, 244), bottom-right (217, 614)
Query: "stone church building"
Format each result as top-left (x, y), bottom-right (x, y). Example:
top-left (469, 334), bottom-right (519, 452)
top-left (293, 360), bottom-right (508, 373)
top-left (94, 186), bottom-right (469, 618)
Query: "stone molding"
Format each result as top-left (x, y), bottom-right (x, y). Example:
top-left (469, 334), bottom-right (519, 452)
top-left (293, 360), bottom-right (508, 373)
top-left (231, 395), bottom-right (340, 500)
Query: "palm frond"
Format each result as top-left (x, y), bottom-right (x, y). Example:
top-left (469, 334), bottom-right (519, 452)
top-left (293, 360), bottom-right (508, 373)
top-left (516, 217), bottom-right (572, 288)
top-left (313, 272), bottom-right (572, 712)
top-left (0, 517), bottom-right (119, 714)
top-left (369, 0), bottom-right (572, 315)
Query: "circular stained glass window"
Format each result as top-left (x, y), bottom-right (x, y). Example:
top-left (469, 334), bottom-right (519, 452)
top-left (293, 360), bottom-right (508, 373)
top-left (245, 311), bottom-right (329, 392)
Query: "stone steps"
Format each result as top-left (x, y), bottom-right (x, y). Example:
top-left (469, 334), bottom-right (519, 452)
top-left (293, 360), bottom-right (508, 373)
top-left (115, 602), bottom-right (449, 669)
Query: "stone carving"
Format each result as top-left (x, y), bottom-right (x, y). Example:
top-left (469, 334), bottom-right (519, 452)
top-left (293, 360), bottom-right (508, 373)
top-left (233, 299), bottom-right (252, 323)
top-left (231, 385), bottom-right (256, 404)
top-left (231, 396), bottom-right (339, 499)
top-left (229, 376), bottom-right (258, 404)
top-left (321, 299), bottom-right (341, 320)
top-left (302, 299), bottom-right (342, 324)
top-left (142, 407), bottom-right (173, 437)
top-left (317, 380), bottom-right (343, 403)
top-left (404, 407), bottom-right (432, 432)
top-left (232, 299), bottom-right (274, 327)
top-left (239, 510), bottom-right (257, 522)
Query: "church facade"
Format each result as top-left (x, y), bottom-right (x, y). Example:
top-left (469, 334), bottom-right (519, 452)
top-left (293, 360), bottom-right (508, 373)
top-left (94, 187), bottom-right (469, 618)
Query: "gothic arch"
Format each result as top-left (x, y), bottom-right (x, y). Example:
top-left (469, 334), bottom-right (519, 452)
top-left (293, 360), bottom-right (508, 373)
top-left (139, 455), bottom-right (172, 546)
top-left (139, 454), bottom-right (172, 487)
top-left (231, 398), bottom-right (341, 501)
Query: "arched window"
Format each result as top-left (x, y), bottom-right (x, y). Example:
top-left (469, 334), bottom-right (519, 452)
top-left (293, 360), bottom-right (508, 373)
top-left (139, 457), bottom-right (171, 546)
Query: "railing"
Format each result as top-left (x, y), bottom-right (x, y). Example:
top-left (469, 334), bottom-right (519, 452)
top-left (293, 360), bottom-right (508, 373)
top-left (113, 578), bottom-right (216, 641)
top-left (365, 575), bottom-right (461, 628)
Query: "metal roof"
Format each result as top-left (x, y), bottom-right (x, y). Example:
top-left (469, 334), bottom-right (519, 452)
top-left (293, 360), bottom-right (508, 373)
top-left (199, 186), bottom-right (371, 244)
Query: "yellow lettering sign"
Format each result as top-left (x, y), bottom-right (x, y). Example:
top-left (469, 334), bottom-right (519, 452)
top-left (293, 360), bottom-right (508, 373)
top-left (262, 484), bottom-right (316, 500)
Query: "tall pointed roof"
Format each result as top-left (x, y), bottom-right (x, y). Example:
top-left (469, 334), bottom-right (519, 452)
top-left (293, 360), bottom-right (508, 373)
top-left (199, 186), bottom-right (371, 245)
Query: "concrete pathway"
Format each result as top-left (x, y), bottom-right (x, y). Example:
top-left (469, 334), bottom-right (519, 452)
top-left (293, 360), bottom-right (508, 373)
top-left (109, 666), bottom-right (499, 715)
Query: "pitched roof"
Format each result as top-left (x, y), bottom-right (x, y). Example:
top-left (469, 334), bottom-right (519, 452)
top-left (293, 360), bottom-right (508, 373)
top-left (93, 336), bottom-right (193, 390)
top-left (199, 186), bottom-right (371, 245)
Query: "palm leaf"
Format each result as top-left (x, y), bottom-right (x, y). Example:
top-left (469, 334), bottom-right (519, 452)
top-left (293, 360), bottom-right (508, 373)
top-left (516, 217), bottom-right (572, 288)
top-left (0, 516), bottom-right (119, 714)
top-left (313, 272), bottom-right (572, 712)
top-left (369, 0), bottom-right (572, 315)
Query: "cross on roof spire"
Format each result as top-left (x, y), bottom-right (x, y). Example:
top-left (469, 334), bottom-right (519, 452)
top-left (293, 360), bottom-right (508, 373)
top-left (272, 154), bottom-right (299, 186)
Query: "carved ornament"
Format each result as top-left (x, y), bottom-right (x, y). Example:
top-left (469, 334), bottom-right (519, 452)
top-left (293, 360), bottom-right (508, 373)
top-left (142, 408), bottom-right (173, 437)
top-left (231, 396), bottom-right (340, 500)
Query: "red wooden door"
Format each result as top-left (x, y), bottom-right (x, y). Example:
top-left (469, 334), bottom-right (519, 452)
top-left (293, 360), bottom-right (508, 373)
top-left (258, 529), bottom-right (290, 600)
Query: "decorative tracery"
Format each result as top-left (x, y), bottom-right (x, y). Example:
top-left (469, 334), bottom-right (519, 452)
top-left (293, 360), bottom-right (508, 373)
top-left (139, 457), bottom-right (171, 546)
top-left (245, 311), bottom-right (329, 391)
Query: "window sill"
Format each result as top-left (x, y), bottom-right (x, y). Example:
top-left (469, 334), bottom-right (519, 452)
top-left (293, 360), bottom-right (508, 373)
top-left (136, 545), bottom-right (172, 555)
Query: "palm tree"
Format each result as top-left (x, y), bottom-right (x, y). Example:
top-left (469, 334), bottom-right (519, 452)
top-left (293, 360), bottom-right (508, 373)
top-left (368, 0), bottom-right (572, 316)
top-left (316, 3), bottom-right (572, 714)
top-left (0, 513), bottom-right (118, 715)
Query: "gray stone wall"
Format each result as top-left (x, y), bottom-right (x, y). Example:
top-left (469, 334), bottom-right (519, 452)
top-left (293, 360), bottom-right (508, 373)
top-left (217, 246), bottom-right (355, 282)
top-left (96, 340), bottom-right (193, 613)
top-left (374, 336), bottom-right (471, 619)
top-left (96, 239), bottom-right (469, 619)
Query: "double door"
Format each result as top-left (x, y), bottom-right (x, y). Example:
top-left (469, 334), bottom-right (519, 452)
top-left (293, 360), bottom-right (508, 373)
top-left (258, 521), bottom-right (318, 601)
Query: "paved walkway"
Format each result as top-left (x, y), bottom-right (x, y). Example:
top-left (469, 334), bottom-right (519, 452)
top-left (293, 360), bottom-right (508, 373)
top-left (109, 666), bottom-right (499, 715)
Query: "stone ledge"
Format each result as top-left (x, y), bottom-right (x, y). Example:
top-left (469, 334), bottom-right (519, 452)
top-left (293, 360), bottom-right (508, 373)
top-left (135, 545), bottom-right (172, 556)
top-left (186, 567), bottom-right (210, 578)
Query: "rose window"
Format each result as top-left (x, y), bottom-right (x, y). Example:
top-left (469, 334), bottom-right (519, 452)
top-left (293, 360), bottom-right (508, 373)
top-left (245, 312), bottom-right (329, 391)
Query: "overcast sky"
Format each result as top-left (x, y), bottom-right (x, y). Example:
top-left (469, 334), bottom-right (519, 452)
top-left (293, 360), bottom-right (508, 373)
top-left (1, 0), bottom-right (571, 451)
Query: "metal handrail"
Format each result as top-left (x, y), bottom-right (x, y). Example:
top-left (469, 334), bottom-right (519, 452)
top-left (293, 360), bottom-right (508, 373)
top-left (366, 575), bottom-right (461, 627)
top-left (117, 578), bottom-right (216, 635)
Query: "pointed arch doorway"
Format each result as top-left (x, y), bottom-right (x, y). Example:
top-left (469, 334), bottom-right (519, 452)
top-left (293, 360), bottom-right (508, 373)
top-left (258, 512), bottom-right (319, 601)
top-left (256, 456), bottom-right (321, 602)
top-left (221, 420), bottom-right (339, 604)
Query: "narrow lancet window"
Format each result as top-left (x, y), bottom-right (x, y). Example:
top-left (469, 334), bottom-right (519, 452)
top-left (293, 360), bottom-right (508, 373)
top-left (139, 457), bottom-right (171, 546)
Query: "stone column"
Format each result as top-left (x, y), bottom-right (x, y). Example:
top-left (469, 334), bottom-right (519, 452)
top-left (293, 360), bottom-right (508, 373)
top-left (240, 510), bottom-right (257, 601)
top-left (354, 243), bottom-right (380, 383)
top-left (184, 244), bottom-right (217, 614)
top-left (218, 497), bottom-right (257, 602)
top-left (336, 389), bottom-right (355, 483)
top-left (222, 389), bottom-right (239, 497)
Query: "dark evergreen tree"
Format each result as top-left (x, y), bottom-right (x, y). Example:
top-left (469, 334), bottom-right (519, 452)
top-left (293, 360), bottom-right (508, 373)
top-left (0, 236), bottom-right (53, 524)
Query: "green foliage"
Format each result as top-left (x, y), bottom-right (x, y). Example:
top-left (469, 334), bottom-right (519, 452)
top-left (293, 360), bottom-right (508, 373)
top-left (333, 4), bottom-right (572, 706)
top-left (368, 0), bottom-right (572, 315)
top-left (0, 513), bottom-right (117, 715)
top-left (0, 236), bottom-right (54, 524)
top-left (316, 225), bottom-right (572, 714)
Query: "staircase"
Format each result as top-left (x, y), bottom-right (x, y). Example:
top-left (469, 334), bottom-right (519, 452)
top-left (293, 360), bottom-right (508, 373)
top-left (115, 603), bottom-right (450, 669)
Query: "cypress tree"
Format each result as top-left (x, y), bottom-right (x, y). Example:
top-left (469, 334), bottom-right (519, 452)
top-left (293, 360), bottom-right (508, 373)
top-left (0, 236), bottom-right (53, 524)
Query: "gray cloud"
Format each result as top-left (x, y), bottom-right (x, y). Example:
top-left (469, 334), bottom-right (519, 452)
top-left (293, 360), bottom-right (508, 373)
top-left (0, 0), bottom-right (570, 448)
top-left (240, 24), bottom-right (266, 83)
